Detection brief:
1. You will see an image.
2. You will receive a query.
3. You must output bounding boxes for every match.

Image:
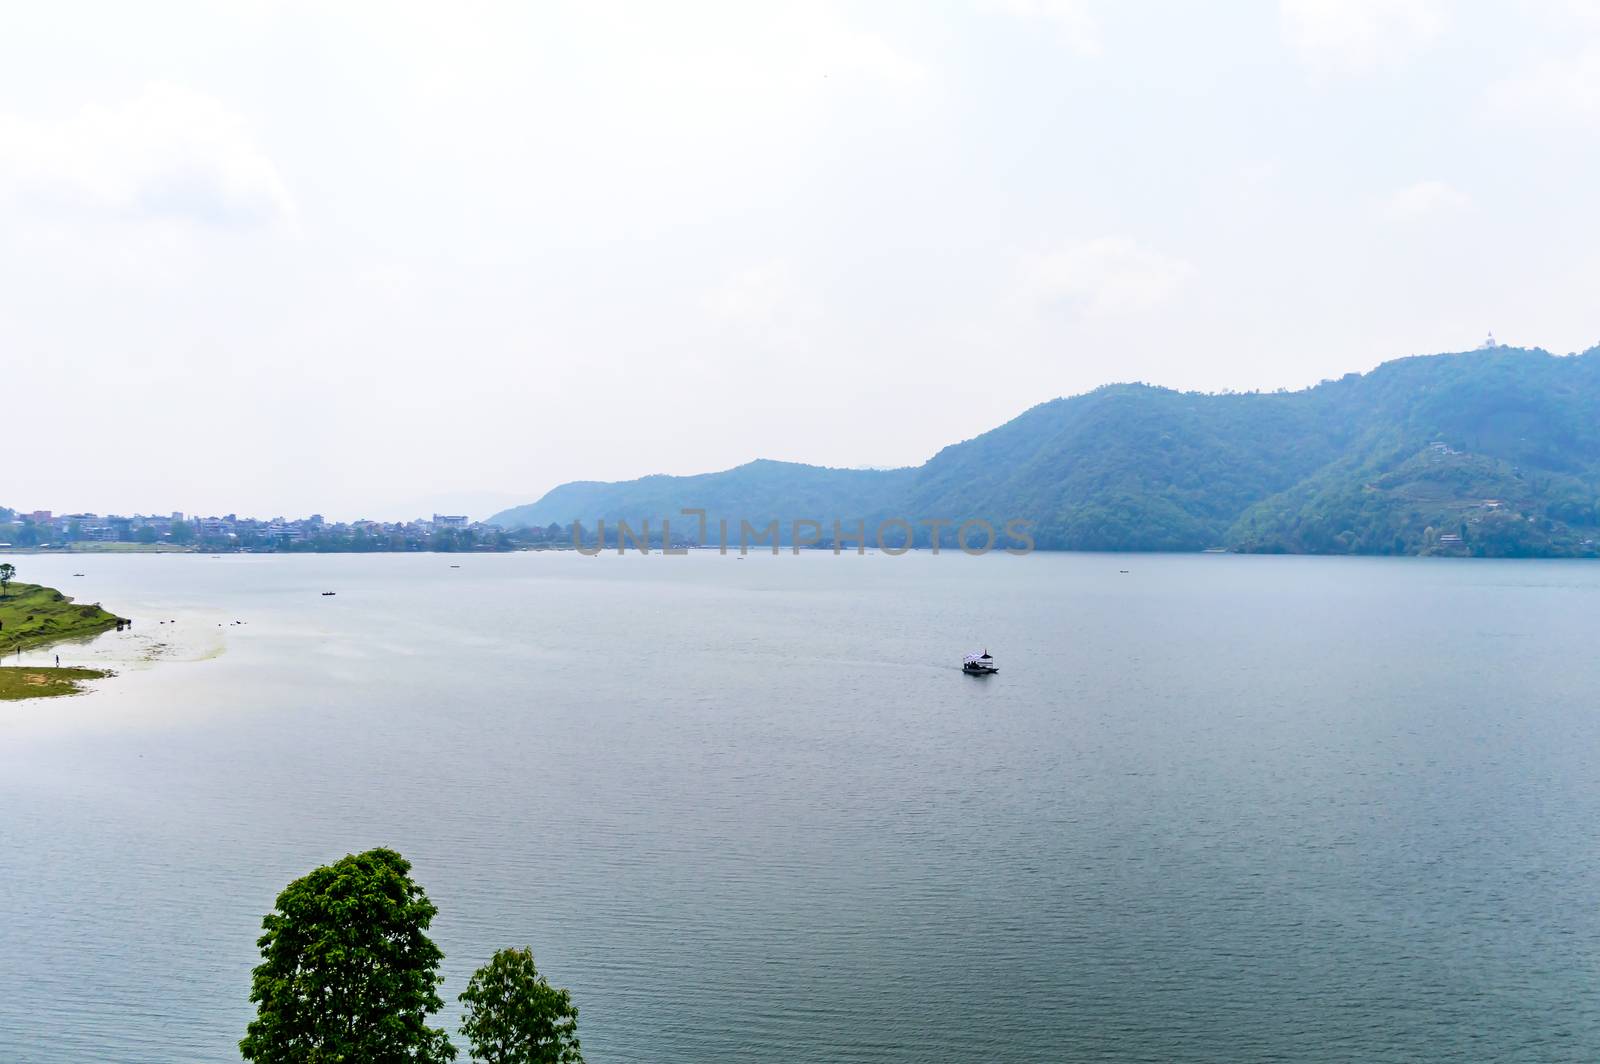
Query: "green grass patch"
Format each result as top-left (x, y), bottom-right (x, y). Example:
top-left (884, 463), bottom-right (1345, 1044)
top-left (0, 581), bottom-right (125, 654)
top-left (0, 665), bottom-right (113, 700)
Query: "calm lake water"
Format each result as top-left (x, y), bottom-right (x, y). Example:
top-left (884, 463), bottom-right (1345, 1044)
top-left (2, 550), bottom-right (1599, 1062)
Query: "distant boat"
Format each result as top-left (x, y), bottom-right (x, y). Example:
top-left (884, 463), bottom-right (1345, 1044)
top-left (321, 591), bottom-right (336, 596)
top-left (962, 650), bottom-right (998, 675)
top-left (449, 564), bottom-right (460, 568)
top-left (72, 572), bottom-right (84, 577)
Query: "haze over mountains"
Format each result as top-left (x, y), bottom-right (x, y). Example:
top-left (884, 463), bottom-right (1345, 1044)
top-left (490, 347), bottom-right (1600, 557)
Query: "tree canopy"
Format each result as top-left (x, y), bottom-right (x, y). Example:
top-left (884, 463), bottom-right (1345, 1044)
top-left (459, 947), bottom-right (584, 1064)
top-left (240, 848), bottom-right (456, 1063)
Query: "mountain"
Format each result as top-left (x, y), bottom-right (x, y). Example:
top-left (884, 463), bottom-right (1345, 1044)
top-left (485, 459), bottom-right (912, 537)
top-left (487, 346), bottom-right (1600, 557)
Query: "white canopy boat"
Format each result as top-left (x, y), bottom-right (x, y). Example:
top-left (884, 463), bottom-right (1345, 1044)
top-left (962, 650), bottom-right (998, 675)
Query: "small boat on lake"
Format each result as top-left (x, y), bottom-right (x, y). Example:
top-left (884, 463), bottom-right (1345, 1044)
top-left (962, 650), bottom-right (998, 675)
top-left (321, 591), bottom-right (336, 596)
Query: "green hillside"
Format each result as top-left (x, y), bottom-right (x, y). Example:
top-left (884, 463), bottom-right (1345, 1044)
top-left (487, 459), bottom-right (912, 536)
top-left (901, 384), bottom-right (1354, 551)
top-left (488, 346), bottom-right (1600, 557)
top-left (1228, 348), bottom-right (1600, 556)
top-left (1, 581), bottom-right (124, 653)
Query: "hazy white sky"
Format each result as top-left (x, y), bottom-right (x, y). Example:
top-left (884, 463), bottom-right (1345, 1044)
top-left (3, 1), bottom-right (1598, 519)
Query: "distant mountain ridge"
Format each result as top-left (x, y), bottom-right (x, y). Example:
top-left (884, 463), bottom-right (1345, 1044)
top-left (490, 460), bottom-right (911, 536)
top-left (488, 346), bottom-right (1600, 557)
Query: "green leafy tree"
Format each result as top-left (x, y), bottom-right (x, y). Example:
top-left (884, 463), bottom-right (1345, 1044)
top-left (240, 848), bottom-right (456, 1063)
top-left (0, 562), bottom-right (14, 596)
top-left (459, 948), bottom-right (584, 1064)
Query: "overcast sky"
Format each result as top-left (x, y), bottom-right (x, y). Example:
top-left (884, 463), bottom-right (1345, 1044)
top-left (3, 1), bottom-right (1598, 520)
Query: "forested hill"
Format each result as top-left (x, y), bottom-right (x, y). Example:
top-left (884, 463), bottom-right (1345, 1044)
top-left (489, 346), bottom-right (1600, 557)
top-left (487, 460), bottom-right (912, 538)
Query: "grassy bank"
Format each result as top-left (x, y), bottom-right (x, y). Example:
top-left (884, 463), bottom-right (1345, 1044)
top-left (0, 665), bottom-right (113, 700)
top-left (0, 581), bottom-right (125, 701)
top-left (1, 581), bottom-right (125, 654)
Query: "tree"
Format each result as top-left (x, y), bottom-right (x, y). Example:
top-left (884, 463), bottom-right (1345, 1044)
top-left (240, 848), bottom-right (456, 1063)
top-left (459, 948), bottom-right (584, 1064)
top-left (0, 562), bottom-right (14, 596)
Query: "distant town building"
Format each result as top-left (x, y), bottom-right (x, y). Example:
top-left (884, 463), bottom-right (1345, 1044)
top-left (2, 503), bottom-right (506, 553)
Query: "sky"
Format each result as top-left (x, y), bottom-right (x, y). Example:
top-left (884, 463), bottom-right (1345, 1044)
top-left (3, 1), bottom-right (1599, 520)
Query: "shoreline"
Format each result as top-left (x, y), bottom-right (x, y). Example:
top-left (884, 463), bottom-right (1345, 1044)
top-left (0, 581), bottom-right (126, 701)
top-left (6, 543), bottom-right (1599, 559)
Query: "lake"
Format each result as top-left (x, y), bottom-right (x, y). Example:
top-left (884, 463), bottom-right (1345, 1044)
top-left (2, 550), bottom-right (1599, 1062)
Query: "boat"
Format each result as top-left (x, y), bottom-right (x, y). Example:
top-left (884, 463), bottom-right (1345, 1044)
top-left (321, 591), bottom-right (336, 596)
top-left (962, 650), bottom-right (998, 675)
